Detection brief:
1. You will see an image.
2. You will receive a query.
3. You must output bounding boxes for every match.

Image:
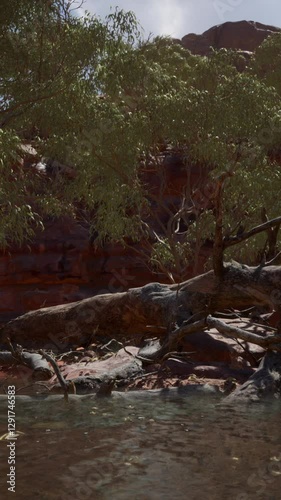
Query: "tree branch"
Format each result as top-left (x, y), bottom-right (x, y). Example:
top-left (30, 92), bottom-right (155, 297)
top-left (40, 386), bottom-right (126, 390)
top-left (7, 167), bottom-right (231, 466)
top-left (0, 88), bottom-right (67, 127)
top-left (40, 350), bottom-right (70, 402)
top-left (224, 216), bottom-right (281, 249)
top-left (207, 315), bottom-right (281, 349)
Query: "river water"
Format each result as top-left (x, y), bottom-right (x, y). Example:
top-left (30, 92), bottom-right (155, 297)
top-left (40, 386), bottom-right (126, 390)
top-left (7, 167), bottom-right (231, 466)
top-left (0, 391), bottom-right (281, 499)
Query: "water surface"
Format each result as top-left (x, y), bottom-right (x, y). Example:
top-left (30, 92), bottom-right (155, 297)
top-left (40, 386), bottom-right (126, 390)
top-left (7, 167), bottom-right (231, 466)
top-left (0, 392), bottom-right (281, 499)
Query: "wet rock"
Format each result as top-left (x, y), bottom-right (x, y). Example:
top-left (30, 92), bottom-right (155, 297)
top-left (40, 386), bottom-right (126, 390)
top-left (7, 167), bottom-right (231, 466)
top-left (49, 347), bottom-right (143, 394)
top-left (164, 358), bottom-right (254, 382)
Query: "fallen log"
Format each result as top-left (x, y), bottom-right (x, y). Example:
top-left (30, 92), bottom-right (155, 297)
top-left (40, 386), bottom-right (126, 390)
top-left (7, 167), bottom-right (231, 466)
top-left (0, 351), bottom-right (53, 380)
top-left (1, 262), bottom-right (281, 349)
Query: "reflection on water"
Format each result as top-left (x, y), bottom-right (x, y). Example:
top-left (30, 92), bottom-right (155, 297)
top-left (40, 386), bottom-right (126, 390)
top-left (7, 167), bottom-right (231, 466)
top-left (0, 393), bottom-right (281, 500)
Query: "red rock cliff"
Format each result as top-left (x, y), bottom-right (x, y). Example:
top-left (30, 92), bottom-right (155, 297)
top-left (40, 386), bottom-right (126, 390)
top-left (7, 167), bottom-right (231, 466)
top-left (180, 20), bottom-right (280, 55)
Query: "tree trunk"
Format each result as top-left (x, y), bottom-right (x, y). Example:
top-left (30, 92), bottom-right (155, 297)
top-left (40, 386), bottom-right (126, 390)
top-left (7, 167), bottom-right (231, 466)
top-left (1, 262), bottom-right (281, 350)
top-left (212, 180), bottom-right (225, 279)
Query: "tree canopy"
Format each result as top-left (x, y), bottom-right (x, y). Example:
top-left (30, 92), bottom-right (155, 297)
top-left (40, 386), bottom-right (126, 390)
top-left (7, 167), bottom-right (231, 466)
top-left (0, 1), bottom-right (281, 280)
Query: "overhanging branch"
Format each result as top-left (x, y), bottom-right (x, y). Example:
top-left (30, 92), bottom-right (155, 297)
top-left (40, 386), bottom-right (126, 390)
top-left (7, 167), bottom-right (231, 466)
top-left (224, 215), bottom-right (281, 249)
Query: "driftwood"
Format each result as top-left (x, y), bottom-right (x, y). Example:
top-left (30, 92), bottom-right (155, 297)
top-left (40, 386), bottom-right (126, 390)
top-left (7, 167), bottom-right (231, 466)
top-left (0, 351), bottom-right (53, 380)
top-left (206, 316), bottom-right (281, 350)
top-left (40, 351), bottom-right (70, 401)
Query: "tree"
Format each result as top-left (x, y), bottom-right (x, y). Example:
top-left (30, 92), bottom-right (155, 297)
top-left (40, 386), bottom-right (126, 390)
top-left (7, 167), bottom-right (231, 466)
top-left (1, 7), bottom-right (281, 401)
top-left (1, 5), bottom-right (280, 263)
top-left (253, 32), bottom-right (281, 96)
top-left (0, 1), bottom-right (142, 244)
top-left (114, 43), bottom-right (281, 280)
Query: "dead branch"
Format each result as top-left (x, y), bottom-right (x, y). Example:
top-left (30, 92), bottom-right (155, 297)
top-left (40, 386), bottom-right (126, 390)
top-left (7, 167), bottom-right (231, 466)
top-left (0, 348), bottom-right (53, 380)
top-left (206, 316), bottom-right (281, 350)
top-left (40, 350), bottom-right (70, 402)
top-left (141, 319), bottom-right (208, 361)
top-left (224, 215), bottom-right (281, 249)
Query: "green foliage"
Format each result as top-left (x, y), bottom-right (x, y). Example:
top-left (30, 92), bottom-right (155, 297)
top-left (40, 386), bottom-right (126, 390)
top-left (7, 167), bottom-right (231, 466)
top-left (0, 2), bottom-right (280, 275)
top-left (252, 33), bottom-right (281, 95)
top-left (0, 1), bottom-right (143, 244)
top-left (150, 239), bottom-right (192, 273)
top-left (0, 129), bottom-right (43, 245)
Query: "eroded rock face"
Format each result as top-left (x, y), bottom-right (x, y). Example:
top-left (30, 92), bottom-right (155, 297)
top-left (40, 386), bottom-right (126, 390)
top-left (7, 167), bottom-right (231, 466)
top-left (181, 20), bottom-right (280, 55)
top-left (0, 218), bottom-right (158, 322)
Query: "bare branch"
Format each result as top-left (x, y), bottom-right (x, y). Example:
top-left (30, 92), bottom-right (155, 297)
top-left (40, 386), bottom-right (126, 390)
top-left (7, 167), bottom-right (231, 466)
top-left (207, 316), bottom-right (281, 349)
top-left (40, 350), bottom-right (70, 402)
top-left (265, 250), bottom-right (281, 266)
top-left (224, 216), bottom-right (281, 249)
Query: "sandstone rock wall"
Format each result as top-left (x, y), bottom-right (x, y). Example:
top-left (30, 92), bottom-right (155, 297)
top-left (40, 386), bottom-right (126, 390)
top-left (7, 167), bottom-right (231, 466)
top-left (0, 219), bottom-right (158, 322)
top-left (1, 146), bottom-right (207, 321)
